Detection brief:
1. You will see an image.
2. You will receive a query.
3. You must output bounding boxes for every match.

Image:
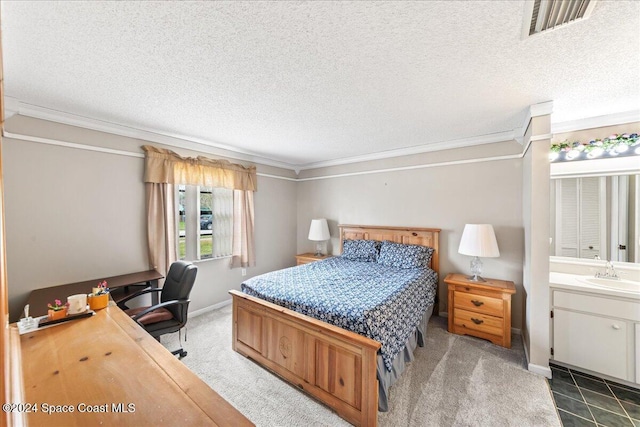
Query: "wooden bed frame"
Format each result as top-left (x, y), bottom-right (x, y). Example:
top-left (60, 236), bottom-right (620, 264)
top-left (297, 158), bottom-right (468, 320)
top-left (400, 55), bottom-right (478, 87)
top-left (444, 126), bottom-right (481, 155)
top-left (230, 224), bottom-right (440, 426)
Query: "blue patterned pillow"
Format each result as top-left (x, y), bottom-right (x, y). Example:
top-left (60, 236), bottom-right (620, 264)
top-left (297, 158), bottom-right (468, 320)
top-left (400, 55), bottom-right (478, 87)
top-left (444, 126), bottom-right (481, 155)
top-left (377, 241), bottom-right (434, 269)
top-left (341, 239), bottom-right (380, 262)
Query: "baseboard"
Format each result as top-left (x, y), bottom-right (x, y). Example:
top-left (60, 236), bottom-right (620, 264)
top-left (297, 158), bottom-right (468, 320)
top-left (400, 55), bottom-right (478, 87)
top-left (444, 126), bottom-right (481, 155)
top-left (189, 299), bottom-right (232, 318)
top-left (522, 328), bottom-right (531, 365)
top-left (520, 330), bottom-right (552, 378)
top-left (528, 363), bottom-right (552, 378)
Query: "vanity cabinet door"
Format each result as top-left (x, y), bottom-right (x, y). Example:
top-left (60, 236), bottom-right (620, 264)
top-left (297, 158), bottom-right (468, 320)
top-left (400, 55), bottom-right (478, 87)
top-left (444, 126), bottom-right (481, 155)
top-left (636, 324), bottom-right (640, 384)
top-left (554, 308), bottom-right (630, 381)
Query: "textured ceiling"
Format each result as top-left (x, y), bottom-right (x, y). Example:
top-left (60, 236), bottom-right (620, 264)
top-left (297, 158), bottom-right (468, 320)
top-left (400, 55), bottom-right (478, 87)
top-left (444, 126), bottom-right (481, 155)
top-left (2, 1), bottom-right (639, 168)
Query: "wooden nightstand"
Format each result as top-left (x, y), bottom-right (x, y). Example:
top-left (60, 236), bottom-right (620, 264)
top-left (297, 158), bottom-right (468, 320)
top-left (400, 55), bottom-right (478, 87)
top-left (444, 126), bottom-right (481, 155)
top-left (445, 273), bottom-right (516, 348)
top-left (295, 253), bottom-right (332, 265)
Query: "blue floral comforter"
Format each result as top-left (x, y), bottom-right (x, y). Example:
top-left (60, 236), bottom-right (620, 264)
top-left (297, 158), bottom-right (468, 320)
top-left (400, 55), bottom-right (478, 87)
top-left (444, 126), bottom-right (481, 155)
top-left (241, 257), bottom-right (438, 371)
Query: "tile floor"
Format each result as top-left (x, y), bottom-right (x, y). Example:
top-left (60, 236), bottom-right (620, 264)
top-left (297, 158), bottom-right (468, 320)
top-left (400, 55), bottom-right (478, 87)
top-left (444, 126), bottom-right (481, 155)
top-left (549, 362), bottom-right (640, 426)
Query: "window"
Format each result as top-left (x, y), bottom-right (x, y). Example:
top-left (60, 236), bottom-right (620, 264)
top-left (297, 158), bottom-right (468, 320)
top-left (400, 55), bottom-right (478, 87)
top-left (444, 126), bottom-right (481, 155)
top-left (177, 185), bottom-right (233, 261)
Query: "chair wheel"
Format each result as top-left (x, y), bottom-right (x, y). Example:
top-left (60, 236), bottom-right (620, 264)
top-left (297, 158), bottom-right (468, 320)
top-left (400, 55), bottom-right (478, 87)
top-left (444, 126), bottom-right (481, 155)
top-left (179, 350), bottom-right (187, 359)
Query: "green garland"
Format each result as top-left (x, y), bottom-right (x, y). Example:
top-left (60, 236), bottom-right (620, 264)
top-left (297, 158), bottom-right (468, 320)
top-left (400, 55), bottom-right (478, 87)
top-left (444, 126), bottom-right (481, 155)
top-left (551, 132), bottom-right (639, 153)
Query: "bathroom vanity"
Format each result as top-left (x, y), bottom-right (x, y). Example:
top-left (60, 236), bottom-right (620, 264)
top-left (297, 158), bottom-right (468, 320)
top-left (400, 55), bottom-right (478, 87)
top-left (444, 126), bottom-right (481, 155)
top-left (550, 272), bottom-right (640, 384)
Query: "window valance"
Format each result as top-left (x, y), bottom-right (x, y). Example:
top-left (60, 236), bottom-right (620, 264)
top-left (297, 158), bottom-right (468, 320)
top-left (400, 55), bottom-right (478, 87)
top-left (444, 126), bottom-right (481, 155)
top-left (142, 145), bottom-right (257, 192)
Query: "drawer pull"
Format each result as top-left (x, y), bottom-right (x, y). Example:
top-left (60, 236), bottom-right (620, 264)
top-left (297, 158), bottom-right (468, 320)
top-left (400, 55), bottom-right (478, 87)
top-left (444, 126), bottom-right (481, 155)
top-left (612, 324), bottom-right (621, 330)
top-left (471, 318), bottom-right (484, 325)
top-left (471, 300), bottom-right (484, 307)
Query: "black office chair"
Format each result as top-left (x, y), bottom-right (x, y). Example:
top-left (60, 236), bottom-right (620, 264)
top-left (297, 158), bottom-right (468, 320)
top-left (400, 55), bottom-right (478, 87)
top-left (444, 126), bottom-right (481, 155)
top-left (117, 261), bottom-right (197, 358)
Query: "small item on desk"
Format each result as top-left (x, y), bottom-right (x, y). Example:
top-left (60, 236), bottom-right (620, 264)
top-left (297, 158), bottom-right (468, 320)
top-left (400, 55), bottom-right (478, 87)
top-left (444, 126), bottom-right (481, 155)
top-left (88, 280), bottom-right (110, 310)
top-left (18, 304), bottom-right (96, 334)
top-left (47, 299), bottom-right (68, 320)
top-left (67, 293), bottom-right (88, 315)
top-left (18, 304), bottom-right (36, 332)
top-left (38, 309), bottom-right (95, 328)
top-left (92, 280), bottom-right (109, 296)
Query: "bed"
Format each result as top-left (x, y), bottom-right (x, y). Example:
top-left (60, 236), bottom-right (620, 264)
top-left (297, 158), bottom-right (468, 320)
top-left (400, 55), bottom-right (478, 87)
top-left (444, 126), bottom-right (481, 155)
top-left (229, 225), bottom-right (440, 426)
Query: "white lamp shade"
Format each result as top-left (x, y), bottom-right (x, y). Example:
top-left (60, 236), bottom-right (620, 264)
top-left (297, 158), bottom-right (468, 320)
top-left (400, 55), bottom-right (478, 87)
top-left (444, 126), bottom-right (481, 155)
top-left (458, 224), bottom-right (500, 258)
top-left (308, 219), bottom-right (330, 241)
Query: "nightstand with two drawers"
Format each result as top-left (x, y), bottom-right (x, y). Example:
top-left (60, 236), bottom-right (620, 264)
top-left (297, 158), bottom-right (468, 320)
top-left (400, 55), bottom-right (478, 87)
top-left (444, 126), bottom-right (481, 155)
top-left (445, 273), bottom-right (516, 348)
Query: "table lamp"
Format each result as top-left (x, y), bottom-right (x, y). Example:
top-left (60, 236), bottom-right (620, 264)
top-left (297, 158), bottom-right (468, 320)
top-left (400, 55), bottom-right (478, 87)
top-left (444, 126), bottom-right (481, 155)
top-left (308, 218), bottom-right (330, 256)
top-left (458, 224), bottom-right (500, 282)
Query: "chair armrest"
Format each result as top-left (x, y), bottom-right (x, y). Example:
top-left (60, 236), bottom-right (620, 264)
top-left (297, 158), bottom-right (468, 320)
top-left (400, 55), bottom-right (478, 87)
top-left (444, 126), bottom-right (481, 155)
top-left (130, 299), bottom-right (190, 323)
top-left (117, 287), bottom-right (162, 309)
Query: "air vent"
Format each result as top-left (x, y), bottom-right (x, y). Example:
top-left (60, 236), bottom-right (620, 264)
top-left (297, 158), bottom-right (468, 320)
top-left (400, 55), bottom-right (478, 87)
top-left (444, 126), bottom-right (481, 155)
top-left (524, 0), bottom-right (597, 37)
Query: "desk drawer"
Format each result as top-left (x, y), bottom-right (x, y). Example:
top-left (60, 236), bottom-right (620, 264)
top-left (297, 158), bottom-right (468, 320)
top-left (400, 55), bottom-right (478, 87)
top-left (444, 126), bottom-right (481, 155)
top-left (454, 291), bottom-right (503, 317)
top-left (453, 308), bottom-right (503, 336)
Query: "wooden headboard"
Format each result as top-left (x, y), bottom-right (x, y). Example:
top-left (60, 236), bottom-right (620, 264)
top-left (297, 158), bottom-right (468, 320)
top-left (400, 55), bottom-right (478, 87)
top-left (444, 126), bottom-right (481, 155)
top-left (338, 224), bottom-right (441, 277)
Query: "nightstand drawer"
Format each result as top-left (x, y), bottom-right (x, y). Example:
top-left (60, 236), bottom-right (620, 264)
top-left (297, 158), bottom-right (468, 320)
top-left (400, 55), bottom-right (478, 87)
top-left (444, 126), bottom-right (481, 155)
top-left (453, 308), bottom-right (503, 336)
top-left (454, 291), bottom-right (503, 317)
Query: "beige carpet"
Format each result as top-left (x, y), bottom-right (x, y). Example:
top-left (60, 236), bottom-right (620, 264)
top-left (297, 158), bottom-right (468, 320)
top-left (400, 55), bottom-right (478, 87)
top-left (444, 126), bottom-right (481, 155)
top-left (163, 305), bottom-right (560, 426)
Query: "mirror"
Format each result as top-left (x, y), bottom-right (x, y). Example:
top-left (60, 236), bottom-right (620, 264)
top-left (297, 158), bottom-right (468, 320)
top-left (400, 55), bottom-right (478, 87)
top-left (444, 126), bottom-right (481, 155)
top-left (550, 173), bottom-right (639, 262)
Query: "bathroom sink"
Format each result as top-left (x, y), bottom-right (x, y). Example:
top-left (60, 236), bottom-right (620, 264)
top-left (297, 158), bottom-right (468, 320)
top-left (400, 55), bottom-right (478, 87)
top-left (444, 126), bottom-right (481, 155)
top-left (579, 277), bottom-right (640, 293)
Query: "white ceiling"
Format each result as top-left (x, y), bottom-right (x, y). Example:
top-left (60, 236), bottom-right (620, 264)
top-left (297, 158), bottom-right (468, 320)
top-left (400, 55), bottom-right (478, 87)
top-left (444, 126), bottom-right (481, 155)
top-left (2, 1), bottom-right (639, 170)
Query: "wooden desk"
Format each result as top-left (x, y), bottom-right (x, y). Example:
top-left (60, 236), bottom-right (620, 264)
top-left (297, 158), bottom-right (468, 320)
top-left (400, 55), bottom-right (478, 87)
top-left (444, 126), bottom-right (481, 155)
top-left (19, 303), bottom-right (253, 426)
top-left (26, 270), bottom-right (163, 317)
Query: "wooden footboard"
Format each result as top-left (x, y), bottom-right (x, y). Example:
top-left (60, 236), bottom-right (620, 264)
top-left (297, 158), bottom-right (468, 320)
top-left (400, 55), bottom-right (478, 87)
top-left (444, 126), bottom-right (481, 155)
top-left (230, 290), bottom-right (381, 427)
top-left (230, 225), bottom-right (440, 425)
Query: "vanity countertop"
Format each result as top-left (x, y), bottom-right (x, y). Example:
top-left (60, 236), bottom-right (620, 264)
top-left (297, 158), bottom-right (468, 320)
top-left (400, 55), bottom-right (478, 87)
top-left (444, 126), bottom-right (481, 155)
top-left (550, 272), bottom-right (640, 301)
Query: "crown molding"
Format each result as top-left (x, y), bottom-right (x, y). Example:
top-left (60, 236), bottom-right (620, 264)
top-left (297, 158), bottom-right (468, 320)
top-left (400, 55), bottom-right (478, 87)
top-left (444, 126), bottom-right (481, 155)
top-left (298, 152), bottom-right (522, 181)
top-left (529, 101), bottom-right (555, 118)
top-left (3, 97), bottom-right (528, 173)
top-left (4, 96), bottom-right (19, 119)
top-left (517, 101), bottom-right (554, 143)
top-left (4, 97), bottom-right (298, 171)
top-left (298, 129), bottom-right (518, 170)
top-left (12, 99), bottom-right (636, 175)
top-left (551, 109), bottom-right (640, 134)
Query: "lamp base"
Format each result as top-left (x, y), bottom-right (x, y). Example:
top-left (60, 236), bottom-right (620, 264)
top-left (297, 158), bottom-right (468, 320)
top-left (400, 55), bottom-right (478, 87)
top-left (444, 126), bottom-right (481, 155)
top-left (314, 242), bottom-right (324, 257)
top-left (468, 256), bottom-right (485, 282)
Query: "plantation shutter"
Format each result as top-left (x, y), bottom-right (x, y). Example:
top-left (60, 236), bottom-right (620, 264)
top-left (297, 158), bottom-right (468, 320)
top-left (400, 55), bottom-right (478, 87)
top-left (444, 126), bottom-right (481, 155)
top-left (556, 177), bottom-right (605, 259)
top-left (580, 177), bottom-right (602, 259)
top-left (559, 179), bottom-right (578, 257)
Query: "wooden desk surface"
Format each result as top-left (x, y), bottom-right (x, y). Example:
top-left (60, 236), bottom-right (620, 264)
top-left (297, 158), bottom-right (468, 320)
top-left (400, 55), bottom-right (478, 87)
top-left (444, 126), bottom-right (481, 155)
top-left (27, 270), bottom-right (164, 317)
top-left (20, 303), bottom-right (253, 426)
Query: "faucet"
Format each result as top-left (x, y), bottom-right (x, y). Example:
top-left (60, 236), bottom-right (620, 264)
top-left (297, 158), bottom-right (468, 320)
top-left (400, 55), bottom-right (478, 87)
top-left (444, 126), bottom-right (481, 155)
top-left (595, 259), bottom-right (620, 280)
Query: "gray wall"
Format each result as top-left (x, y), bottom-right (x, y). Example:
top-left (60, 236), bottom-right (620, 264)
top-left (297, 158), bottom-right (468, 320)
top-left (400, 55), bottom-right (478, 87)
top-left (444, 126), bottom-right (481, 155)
top-left (3, 116), bottom-right (297, 321)
top-left (296, 143), bottom-right (525, 328)
top-left (3, 114), bottom-right (525, 330)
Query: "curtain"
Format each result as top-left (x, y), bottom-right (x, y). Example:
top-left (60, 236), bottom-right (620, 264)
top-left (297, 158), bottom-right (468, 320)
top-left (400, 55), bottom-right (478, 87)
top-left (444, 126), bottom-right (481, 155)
top-left (146, 182), bottom-right (177, 276)
top-left (231, 190), bottom-right (255, 268)
top-left (142, 145), bottom-right (257, 191)
top-left (142, 145), bottom-right (256, 270)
